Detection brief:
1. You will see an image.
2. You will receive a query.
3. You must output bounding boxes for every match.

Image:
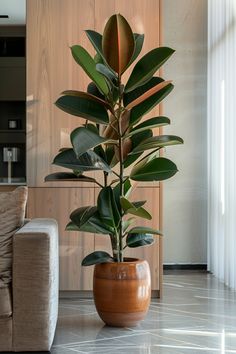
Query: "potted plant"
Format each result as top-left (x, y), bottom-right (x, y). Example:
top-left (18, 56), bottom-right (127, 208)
top-left (45, 14), bottom-right (183, 327)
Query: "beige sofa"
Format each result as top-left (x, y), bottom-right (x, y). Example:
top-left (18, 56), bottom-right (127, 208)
top-left (0, 218), bottom-right (59, 352)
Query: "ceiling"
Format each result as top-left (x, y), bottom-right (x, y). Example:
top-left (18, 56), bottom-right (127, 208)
top-left (0, 0), bottom-right (25, 25)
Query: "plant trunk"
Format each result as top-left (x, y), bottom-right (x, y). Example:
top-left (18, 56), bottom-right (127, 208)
top-left (117, 78), bottom-right (124, 262)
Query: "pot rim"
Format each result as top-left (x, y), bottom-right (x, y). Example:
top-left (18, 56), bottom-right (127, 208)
top-left (101, 257), bottom-right (145, 265)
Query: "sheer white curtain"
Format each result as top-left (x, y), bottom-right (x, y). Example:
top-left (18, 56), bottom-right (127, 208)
top-left (208, 0), bottom-right (236, 289)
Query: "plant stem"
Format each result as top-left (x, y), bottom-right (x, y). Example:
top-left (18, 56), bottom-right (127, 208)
top-left (117, 76), bottom-right (124, 262)
top-left (104, 172), bottom-right (108, 187)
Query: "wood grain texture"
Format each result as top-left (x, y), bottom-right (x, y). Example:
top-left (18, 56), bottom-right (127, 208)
top-left (27, 0), bottom-right (96, 187)
top-left (26, 0), bottom-right (162, 294)
top-left (27, 187), bottom-right (95, 290)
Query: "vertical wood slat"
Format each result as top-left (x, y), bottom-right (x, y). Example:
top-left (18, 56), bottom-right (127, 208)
top-left (26, 0), bottom-right (96, 188)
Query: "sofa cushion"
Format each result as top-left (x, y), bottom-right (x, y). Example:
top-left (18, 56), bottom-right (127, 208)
top-left (0, 284), bottom-right (12, 318)
top-left (0, 186), bottom-right (28, 286)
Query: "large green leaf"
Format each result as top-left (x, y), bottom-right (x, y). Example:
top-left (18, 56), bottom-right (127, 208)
top-left (132, 200), bottom-right (147, 208)
top-left (70, 206), bottom-right (97, 228)
top-left (128, 33), bottom-right (144, 66)
top-left (131, 156), bottom-right (178, 181)
top-left (126, 80), bottom-right (172, 110)
top-left (130, 135), bottom-right (184, 154)
top-left (96, 63), bottom-right (118, 86)
top-left (124, 129), bottom-right (153, 168)
top-left (69, 206), bottom-right (113, 234)
top-left (71, 126), bottom-right (116, 157)
top-left (97, 187), bottom-right (120, 229)
top-left (130, 84), bottom-right (173, 125)
top-left (66, 220), bottom-right (109, 234)
top-left (120, 197), bottom-right (152, 220)
top-left (87, 82), bottom-right (105, 100)
top-left (113, 179), bottom-right (132, 207)
top-left (125, 47), bottom-right (175, 92)
top-left (126, 117), bottom-right (170, 138)
top-left (124, 77), bottom-right (163, 106)
top-left (128, 226), bottom-right (162, 235)
top-left (102, 14), bottom-right (135, 75)
top-left (55, 95), bottom-right (109, 124)
top-left (45, 172), bottom-right (96, 183)
top-left (85, 30), bottom-right (105, 61)
top-left (62, 90), bottom-right (111, 110)
top-left (123, 77), bottom-right (174, 125)
top-left (82, 251), bottom-right (113, 266)
top-left (53, 149), bottom-right (111, 173)
top-left (126, 233), bottom-right (154, 248)
top-left (71, 45), bottom-right (109, 96)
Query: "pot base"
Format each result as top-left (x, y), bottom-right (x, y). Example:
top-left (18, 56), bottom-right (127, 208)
top-left (97, 310), bottom-right (148, 327)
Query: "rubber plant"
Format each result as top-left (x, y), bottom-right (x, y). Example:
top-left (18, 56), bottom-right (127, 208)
top-left (45, 14), bottom-right (183, 265)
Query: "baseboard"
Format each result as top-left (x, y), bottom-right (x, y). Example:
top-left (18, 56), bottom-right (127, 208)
top-left (163, 264), bottom-right (207, 270)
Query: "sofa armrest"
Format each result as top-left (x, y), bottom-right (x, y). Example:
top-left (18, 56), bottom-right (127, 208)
top-left (12, 218), bottom-right (59, 352)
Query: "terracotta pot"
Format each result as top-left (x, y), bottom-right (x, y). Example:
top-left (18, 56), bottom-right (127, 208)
top-left (93, 258), bottom-right (151, 327)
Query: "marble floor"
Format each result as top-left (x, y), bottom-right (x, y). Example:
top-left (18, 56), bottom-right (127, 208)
top-left (51, 272), bottom-right (236, 354)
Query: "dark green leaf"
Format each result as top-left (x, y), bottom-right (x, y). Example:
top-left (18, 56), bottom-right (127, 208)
top-left (69, 206), bottom-right (113, 234)
top-left (53, 149), bottom-right (111, 173)
top-left (97, 187), bottom-right (120, 228)
top-left (85, 30), bottom-right (105, 61)
top-left (62, 90), bottom-right (111, 110)
top-left (130, 135), bottom-right (184, 154)
top-left (113, 179), bottom-right (132, 208)
top-left (71, 126), bottom-right (116, 157)
top-left (82, 251), bottom-right (113, 266)
top-left (88, 210), bottom-right (114, 234)
top-left (123, 77), bottom-right (174, 125)
top-left (132, 200), bottom-right (147, 208)
top-left (128, 33), bottom-right (144, 66)
top-left (130, 84), bottom-right (173, 125)
top-left (125, 47), bottom-right (175, 92)
top-left (71, 45), bottom-right (109, 95)
top-left (124, 77), bottom-right (163, 107)
top-left (55, 95), bottom-right (109, 124)
top-left (66, 220), bottom-right (105, 234)
top-left (128, 226), bottom-right (162, 235)
top-left (96, 63), bottom-right (118, 86)
top-left (126, 233), bottom-right (154, 248)
top-left (45, 172), bottom-right (96, 183)
top-left (124, 129), bottom-right (153, 168)
top-left (126, 117), bottom-right (171, 138)
top-left (120, 197), bottom-right (152, 220)
top-left (70, 206), bottom-right (97, 228)
top-left (131, 156), bottom-right (178, 181)
top-left (87, 82), bottom-right (105, 100)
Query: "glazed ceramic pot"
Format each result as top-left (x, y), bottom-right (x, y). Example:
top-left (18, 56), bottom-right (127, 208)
top-left (93, 258), bottom-right (151, 327)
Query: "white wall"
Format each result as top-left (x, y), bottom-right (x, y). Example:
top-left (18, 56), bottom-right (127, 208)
top-left (162, 0), bottom-right (208, 264)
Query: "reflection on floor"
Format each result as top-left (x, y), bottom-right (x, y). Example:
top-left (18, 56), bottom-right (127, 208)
top-left (52, 272), bottom-right (236, 353)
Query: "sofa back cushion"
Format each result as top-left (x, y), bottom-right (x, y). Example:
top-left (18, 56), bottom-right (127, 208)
top-left (0, 186), bottom-right (28, 286)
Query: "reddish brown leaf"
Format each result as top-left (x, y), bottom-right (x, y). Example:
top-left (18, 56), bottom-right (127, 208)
top-left (102, 14), bottom-right (135, 75)
top-left (125, 80), bottom-right (172, 110)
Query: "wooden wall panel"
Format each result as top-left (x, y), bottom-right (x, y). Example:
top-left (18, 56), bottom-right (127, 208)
top-left (27, 0), bottom-right (96, 187)
top-left (27, 187), bottom-right (95, 290)
top-left (26, 0), bottom-right (162, 294)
